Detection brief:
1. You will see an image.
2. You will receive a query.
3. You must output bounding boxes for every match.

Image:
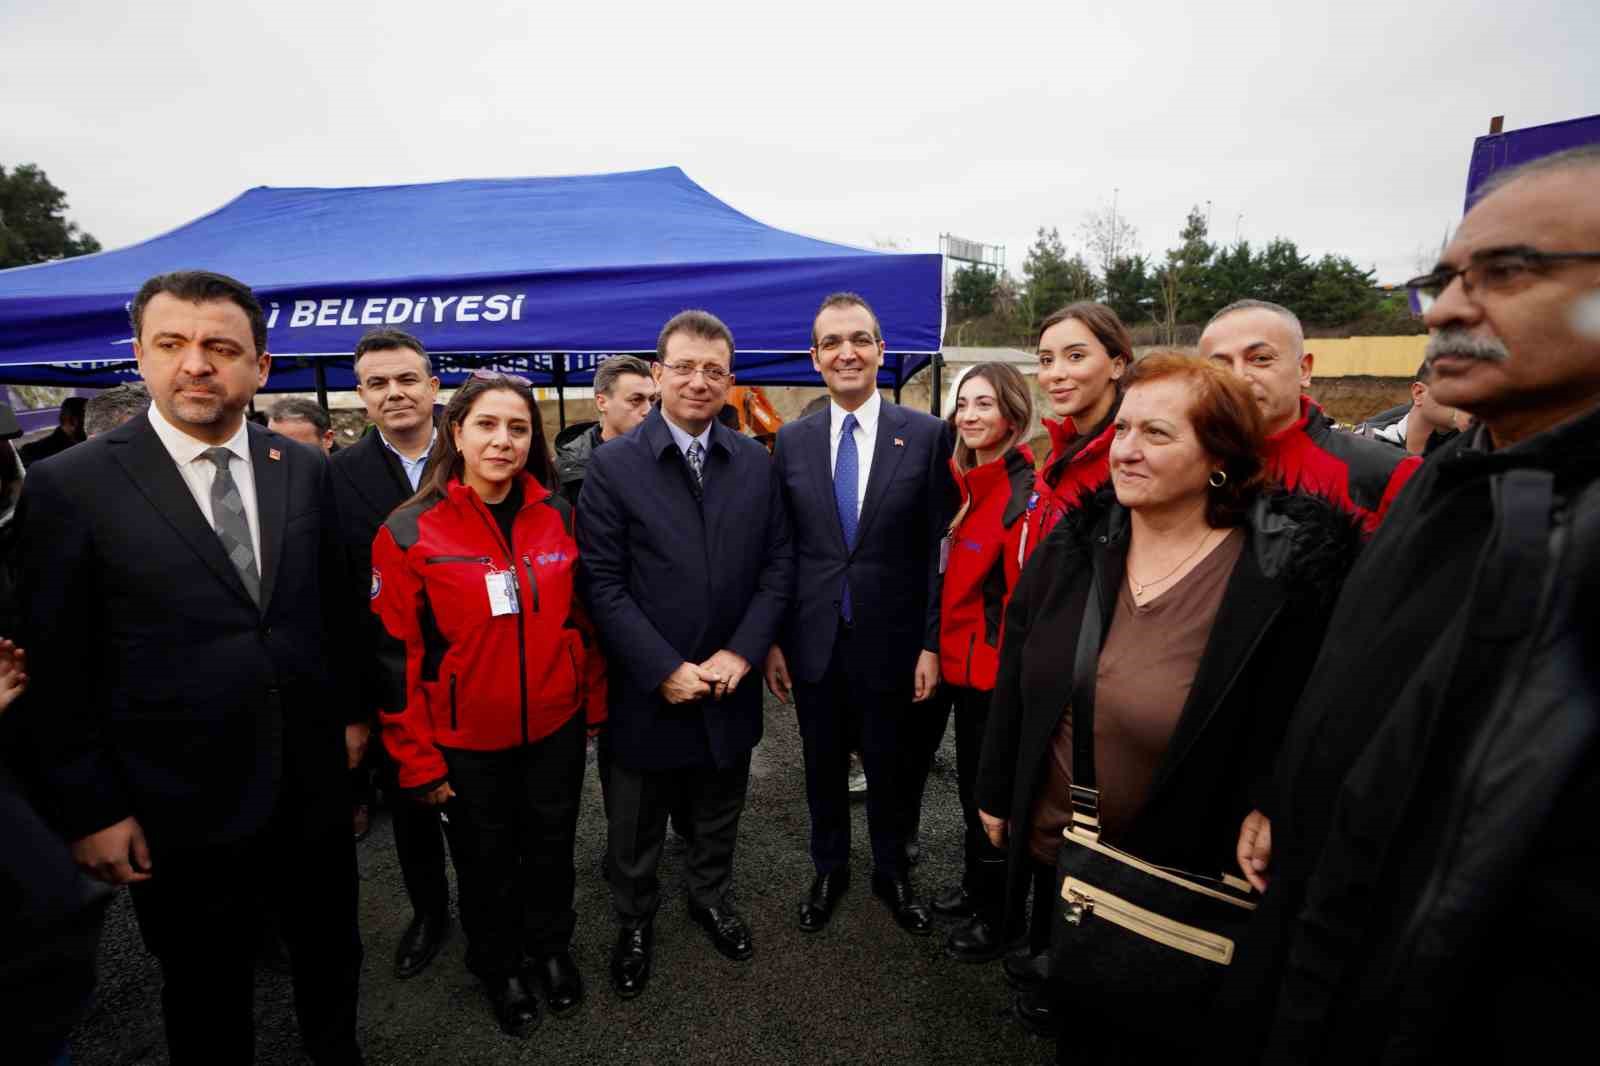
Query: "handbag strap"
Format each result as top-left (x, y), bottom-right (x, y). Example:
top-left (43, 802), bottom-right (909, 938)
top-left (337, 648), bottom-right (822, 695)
top-left (1068, 565), bottom-right (1106, 835)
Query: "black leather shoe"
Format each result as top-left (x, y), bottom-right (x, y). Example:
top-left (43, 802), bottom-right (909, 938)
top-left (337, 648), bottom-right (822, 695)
top-left (610, 922), bottom-right (653, 999)
top-left (394, 909), bottom-right (451, 980)
top-left (797, 870), bottom-right (850, 934)
top-left (1014, 986), bottom-right (1060, 1038)
top-left (487, 974), bottom-right (541, 1036)
top-left (688, 900), bottom-right (754, 961)
top-left (1003, 946), bottom-right (1050, 991)
top-left (870, 872), bottom-right (933, 936)
top-left (930, 882), bottom-right (976, 919)
top-left (945, 915), bottom-right (1017, 963)
top-left (532, 949), bottom-right (584, 1017)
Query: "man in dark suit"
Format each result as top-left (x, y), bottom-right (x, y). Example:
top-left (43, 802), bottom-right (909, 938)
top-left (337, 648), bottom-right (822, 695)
top-left (330, 326), bottom-right (454, 979)
top-left (11, 271), bottom-right (364, 1065)
top-left (765, 292), bottom-right (953, 937)
top-left (577, 309), bottom-right (792, 999)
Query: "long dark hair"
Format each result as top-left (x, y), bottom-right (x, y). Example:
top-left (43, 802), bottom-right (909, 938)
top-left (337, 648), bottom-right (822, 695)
top-left (402, 376), bottom-right (553, 510)
top-left (1038, 301), bottom-right (1133, 488)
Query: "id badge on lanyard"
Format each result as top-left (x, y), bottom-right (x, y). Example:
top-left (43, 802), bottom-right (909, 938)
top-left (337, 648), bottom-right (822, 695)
top-left (486, 568), bottom-right (520, 616)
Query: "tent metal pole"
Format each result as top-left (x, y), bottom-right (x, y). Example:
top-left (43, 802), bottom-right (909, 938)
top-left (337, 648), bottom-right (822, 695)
top-left (314, 361), bottom-right (330, 413)
top-left (929, 352), bottom-right (943, 415)
top-left (555, 355), bottom-right (567, 429)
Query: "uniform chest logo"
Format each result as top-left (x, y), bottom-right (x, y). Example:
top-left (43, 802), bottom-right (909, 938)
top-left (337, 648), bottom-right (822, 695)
top-left (534, 550), bottom-right (569, 566)
top-left (370, 568), bottom-right (382, 599)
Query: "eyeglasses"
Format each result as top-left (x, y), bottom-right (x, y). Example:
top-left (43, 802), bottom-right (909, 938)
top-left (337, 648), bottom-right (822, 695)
top-left (469, 368), bottom-right (533, 386)
top-left (815, 331), bottom-right (880, 355)
top-left (661, 361), bottom-right (731, 384)
top-left (1405, 248), bottom-right (1600, 312)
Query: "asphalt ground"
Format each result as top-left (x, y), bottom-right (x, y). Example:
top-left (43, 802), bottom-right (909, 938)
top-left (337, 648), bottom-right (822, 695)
top-left (68, 690), bottom-right (1053, 1065)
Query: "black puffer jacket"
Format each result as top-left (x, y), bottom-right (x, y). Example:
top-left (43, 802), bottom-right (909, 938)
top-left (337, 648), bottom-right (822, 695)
top-left (1223, 406), bottom-right (1600, 1065)
top-left (976, 485), bottom-right (1363, 938)
top-left (553, 421), bottom-right (603, 507)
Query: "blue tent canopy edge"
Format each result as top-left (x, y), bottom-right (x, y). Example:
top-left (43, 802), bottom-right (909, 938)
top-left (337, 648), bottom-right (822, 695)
top-left (0, 166), bottom-right (944, 390)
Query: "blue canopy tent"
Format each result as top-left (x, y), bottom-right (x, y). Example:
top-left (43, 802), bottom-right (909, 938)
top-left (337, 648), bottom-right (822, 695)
top-left (0, 166), bottom-right (946, 414)
top-left (1463, 113), bottom-right (1600, 210)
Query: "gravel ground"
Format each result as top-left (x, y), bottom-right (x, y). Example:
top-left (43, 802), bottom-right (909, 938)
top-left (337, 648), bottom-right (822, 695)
top-left (68, 692), bottom-right (1053, 1065)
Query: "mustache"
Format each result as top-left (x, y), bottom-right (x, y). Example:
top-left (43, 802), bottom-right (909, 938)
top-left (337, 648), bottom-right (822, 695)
top-left (173, 378), bottom-right (222, 394)
top-left (1426, 328), bottom-right (1509, 366)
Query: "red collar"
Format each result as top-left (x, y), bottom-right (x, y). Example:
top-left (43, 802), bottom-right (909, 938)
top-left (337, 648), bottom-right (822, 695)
top-left (1265, 395), bottom-right (1317, 445)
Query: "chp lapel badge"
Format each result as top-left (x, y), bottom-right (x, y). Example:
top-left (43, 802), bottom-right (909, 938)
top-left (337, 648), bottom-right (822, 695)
top-left (268, 447), bottom-right (282, 461)
top-left (893, 437), bottom-right (905, 448)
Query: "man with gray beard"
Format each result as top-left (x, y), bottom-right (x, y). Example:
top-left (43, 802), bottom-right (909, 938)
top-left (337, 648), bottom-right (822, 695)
top-left (1221, 145), bottom-right (1600, 1064)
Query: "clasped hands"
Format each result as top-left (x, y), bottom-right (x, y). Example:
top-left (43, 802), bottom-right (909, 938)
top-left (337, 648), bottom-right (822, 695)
top-left (660, 649), bottom-right (751, 704)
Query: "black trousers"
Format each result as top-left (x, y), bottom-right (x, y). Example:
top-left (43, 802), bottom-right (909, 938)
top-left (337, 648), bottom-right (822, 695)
top-left (128, 817), bottom-right (362, 1066)
top-left (440, 710), bottom-right (587, 979)
top-left (378, 740), bottom-right (452, 919)
top-left (606, 744), bottom-right (751, 923)
top-left (794, 630), bottom-right (925, 878)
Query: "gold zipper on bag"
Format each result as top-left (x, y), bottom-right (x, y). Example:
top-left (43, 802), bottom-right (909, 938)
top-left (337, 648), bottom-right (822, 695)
top-left (1060, 878), bottom-right (1236, 965)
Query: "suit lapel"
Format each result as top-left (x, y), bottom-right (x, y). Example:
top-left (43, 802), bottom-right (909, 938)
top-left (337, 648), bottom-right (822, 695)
top-left (249, 425), bottom-right (288, 615)
top-left (806, 412), bottom-right (846, 554)
top-left (853, 401), bottom-right (910, 550)
top-left (345, 431), bottom-right (412, 520)
top-left (109, 418), bottom-right (257, 609)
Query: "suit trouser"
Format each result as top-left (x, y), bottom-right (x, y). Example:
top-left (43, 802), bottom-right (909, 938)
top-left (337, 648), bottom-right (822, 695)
top-left (794, 628), bottom-right (924, 878)
top-left (378, 738), bottom-right (453, 919)
top-left (606, 743), bottom-right (752, 924)
top-left (439, 710), bottom-right (587, 979)
top-left (128, 816), bottom-right (362, 1066)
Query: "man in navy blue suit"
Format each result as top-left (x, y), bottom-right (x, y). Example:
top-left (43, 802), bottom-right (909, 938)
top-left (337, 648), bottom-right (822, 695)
top-left (764, 292), bottom-right (954, 936)
top-left (577, 309), bottom-right (793, 1000)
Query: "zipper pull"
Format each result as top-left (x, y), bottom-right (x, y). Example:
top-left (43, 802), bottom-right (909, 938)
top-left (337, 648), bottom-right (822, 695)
top-left (1063, 887), bottom-right (1095, 926)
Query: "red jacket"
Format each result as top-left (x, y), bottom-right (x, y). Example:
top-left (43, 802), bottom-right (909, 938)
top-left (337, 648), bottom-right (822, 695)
top-left (939, 445), bottom-right (1037, 691)
top-left (1023, 415), bottom-right (1116, 553)
top-left (1264, 397), bottom-right (1421, 535)
top-left (370, 473), bottom-right (606, 792)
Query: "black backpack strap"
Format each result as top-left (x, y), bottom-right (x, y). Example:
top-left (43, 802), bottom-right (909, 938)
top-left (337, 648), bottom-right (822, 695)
top-left (547, 492), bottom-right (576, 538)
top-left (1068, 565), bottom-right (1107, 833)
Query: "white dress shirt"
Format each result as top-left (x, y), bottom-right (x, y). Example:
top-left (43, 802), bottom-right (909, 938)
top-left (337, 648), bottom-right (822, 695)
top-left (662, 413), bottom-right (713, 462)
top-left (145, 404), bottom-right (263, 565)
top-left (828, 390), bottom-right (881, 511)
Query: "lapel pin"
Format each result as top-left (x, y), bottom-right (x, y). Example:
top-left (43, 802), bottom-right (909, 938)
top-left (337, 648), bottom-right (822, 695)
top-left (268, 448), bottom-right (282, 461)
top-left (893, 437), bottom-right (905, 448)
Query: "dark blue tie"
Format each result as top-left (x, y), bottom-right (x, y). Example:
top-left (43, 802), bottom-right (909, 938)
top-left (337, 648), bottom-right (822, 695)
top-left (834, 413), bottom-right (859, 622)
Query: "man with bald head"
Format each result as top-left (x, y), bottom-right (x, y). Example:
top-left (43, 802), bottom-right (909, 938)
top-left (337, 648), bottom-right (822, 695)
top-left (1223, 146), bottom-right (1600, 1062)
top-left (1200, 298), bottom-right (1419, 533)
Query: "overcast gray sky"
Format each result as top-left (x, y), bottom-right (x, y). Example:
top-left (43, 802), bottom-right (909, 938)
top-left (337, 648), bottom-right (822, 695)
top-left (3, 0), bottom-right (1596, 285)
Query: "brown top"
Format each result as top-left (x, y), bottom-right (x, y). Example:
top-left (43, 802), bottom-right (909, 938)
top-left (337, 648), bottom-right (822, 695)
top-left (1028, 527), bottom-right (1245, 865)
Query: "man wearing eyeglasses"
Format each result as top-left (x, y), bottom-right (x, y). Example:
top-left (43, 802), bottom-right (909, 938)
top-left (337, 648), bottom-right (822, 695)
top-left (1199, 299), bottom-right (1420, 535)
top-left (576, 310), bottom-right (792, 1000)
top-left (1223, 145), bottom-right (1600, 1063)
top-left (764, 292), bottom-right (955, 938)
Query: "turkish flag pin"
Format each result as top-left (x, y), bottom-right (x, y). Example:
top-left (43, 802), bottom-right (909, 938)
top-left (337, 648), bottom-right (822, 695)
top-left (268, 448), bottom-right (282, 461)
top-left (893, 437), bottom-right (905, 448)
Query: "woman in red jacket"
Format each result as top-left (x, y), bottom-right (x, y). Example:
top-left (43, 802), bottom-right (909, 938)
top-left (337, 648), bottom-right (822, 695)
top-left (1021, 302), bottom-right (1133, 548)
top-left (930, 362), bottom-right (1037, 964)
top-left (371, 373), bottom-right (604, 1038)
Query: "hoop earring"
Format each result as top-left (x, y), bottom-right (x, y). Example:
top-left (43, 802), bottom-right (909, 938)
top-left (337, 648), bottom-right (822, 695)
top-left (1208, 470), bottom-right (1228, 488)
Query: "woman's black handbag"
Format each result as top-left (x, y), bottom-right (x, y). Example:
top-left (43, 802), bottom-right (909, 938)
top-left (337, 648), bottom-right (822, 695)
top-left (1050, 569), bottom-right (1257, 1040)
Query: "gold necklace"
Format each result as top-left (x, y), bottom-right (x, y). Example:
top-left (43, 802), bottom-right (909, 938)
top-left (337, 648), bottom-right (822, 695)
top-left (1128, 527), bottom-right (1218, 599)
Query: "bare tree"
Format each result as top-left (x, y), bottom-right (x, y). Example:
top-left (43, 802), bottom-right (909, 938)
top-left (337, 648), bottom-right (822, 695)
top-left (1079, 196), bottom-right (1141, 281)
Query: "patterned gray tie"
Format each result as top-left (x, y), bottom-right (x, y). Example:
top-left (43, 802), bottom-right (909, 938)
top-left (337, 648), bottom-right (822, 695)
top-left (685, 439), bottom-right (705, 487)
top-left (202, 446), bottom-right (261, 605)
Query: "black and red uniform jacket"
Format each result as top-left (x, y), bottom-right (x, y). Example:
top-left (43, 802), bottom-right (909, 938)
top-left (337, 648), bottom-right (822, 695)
top-left (1264, 397), bottom-right (1421, 535)
top-left (1021, 411), bottom-right (1117, 554)
top-left (369, 472), bottom-right (606, 793)
top-left (939, 445), bottom-right (1037, 692)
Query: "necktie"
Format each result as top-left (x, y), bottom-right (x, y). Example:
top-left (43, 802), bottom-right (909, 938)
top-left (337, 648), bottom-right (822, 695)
top-left (685, 439), bottom-right (705, 487)
top-left (203, 446), bottom-right (261, 605)
top-left (834, 413), bottom-right (859, 622)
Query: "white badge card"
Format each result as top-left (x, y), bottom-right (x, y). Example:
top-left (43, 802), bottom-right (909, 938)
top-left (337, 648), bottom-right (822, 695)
top-left (938, 535), bottom-right (952, 575)
top-left (486, 569), bottom-right (520, 616)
